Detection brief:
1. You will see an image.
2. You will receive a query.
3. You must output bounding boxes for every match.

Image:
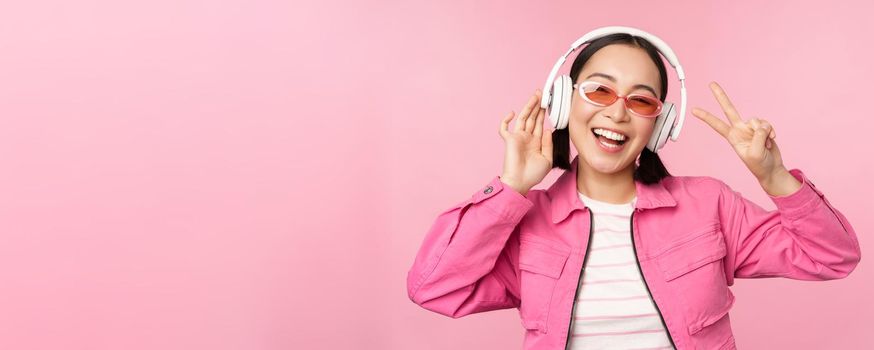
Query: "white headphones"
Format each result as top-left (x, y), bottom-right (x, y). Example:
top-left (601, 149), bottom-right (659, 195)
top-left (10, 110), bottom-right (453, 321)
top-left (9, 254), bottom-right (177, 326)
top-left (540, 26), bottom-right (687, 153)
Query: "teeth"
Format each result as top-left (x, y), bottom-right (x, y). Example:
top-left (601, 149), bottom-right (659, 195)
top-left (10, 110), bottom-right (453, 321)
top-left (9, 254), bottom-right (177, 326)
top-left (593, 128), bottom-right (627, 141)
top-left (600, 139), bottom-right (620, 148)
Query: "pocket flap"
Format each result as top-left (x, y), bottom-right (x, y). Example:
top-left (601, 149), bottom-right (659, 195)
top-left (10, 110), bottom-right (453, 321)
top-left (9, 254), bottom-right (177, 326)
top-left (519, 236), bottom-right (570, 279)
top-left (688, 289), bottom-right (735, 335)
top-left (657, 224), bottom-right (726, 281)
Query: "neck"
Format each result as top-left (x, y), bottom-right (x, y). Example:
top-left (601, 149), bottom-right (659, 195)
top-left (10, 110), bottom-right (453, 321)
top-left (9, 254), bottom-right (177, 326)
top-left (576, 159), bottom-right (637, 205)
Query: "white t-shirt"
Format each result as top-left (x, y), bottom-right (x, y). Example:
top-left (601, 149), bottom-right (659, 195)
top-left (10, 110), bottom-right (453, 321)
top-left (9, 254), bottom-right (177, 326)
top-left (567, 191), bottom-right (674, 350)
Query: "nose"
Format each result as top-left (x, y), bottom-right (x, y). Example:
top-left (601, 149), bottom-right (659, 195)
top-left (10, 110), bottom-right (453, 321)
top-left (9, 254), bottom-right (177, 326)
top-left (603, 96), bottom-right (631, 122)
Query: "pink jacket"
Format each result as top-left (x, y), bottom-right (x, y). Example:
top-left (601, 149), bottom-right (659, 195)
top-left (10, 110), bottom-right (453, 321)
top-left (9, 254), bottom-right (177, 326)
top-left (407, 155), bottom-right (861, 349)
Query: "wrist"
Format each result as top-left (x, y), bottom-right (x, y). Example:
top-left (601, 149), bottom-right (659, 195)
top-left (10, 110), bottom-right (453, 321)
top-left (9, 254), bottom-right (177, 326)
top-left (759, 167), bottom-right (802, 197)
top-left (499, 175), bottom-right (529, 196)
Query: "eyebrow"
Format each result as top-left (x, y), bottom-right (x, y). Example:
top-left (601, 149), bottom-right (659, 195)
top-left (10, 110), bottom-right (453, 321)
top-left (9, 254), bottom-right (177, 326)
top-left (585, 72), bottom-right (658, 97)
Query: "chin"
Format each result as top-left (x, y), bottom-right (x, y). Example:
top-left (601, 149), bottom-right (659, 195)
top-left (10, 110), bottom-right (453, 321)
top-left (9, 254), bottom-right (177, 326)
top-left (580, 142), bottom-right (642, 174)
top-left (580, 151), bottom-right (623, 173)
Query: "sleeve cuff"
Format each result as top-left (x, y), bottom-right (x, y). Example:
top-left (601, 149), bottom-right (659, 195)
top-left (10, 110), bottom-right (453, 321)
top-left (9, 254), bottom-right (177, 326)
top-left (767, 168), bottom-right (825, 219)
top-left (470, 176), bottom-right (535, 222)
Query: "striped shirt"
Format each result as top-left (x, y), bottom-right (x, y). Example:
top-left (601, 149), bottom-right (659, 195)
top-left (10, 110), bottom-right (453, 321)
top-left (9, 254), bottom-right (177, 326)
top-left (567, 191), bottom-right (674, 350)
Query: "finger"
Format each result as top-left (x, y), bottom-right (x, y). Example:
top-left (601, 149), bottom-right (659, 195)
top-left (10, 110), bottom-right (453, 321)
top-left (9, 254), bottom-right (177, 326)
top-left (759, 119), bottom-right (776, 139)
top-left (541, 113), bottom-right (553, 161)
top-left (753, 118), bottom-right (770, 148)
top-left (709, 82), bottom-right (743, 125)
top-left (748, 117), bottom-right (761, 133)
top-left (516, 91), bottom-right (540, 132)
top-left (750, 118), bottom-right (775, 140)
top-left (501, 111), bottom-right (516, 139)
top-left (526, 92), bottom-right (542, 133)
top-left (691, 107), bottom-right (730, 138)
top-left (500, 111), bottom-right (514, 138)
top-left (533, 108), bottom-right (544, 138)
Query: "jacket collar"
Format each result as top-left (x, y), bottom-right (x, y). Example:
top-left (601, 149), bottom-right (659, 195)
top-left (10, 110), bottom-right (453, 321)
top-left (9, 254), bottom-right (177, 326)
top-left (548, 155), bottom-right (677, 224)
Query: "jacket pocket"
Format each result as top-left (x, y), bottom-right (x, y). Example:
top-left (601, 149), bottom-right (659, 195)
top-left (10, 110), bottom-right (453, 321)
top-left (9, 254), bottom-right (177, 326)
top-left (658, 222), bottom-right (725, 281)
top-left (518, 234), bottom-right (570, 333)
top-left (654, 223), bottom-right (736, 335)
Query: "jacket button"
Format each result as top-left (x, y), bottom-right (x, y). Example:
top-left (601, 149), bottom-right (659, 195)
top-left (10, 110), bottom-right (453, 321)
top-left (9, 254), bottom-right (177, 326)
top-left (483, 186), bottom-right (494, 194)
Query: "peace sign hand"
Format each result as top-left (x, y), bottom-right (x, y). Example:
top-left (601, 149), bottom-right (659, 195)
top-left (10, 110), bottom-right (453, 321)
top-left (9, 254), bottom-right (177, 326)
top-left (691, 82), bottom-right (784, 182)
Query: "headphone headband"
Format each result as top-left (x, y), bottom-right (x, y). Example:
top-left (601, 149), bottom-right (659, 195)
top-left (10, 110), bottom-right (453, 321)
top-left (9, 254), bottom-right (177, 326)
top-left (540, 26), bottom-right (687, 143)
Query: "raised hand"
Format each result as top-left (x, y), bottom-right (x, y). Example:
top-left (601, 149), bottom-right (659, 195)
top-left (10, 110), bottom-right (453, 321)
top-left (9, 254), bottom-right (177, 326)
top-left (498, 89), bottom-right (554, 196)
top-left (691, 82), bottom-right (784, 182)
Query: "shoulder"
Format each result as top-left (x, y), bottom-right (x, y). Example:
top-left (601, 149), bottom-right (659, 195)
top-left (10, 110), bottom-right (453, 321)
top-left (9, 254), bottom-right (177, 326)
top-left (661, 174), bottom-right (731, 197)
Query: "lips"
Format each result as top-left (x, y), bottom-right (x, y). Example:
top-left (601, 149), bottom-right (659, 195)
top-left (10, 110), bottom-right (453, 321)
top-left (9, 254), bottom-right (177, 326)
top-left (592, 129), bottom-right (627, 153)
top-left (591, 128), bottom-right (629, 145)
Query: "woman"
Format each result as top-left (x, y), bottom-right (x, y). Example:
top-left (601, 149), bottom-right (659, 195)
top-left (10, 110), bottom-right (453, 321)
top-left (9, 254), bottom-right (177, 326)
top-left (406, 32), bottom-right (861, 350)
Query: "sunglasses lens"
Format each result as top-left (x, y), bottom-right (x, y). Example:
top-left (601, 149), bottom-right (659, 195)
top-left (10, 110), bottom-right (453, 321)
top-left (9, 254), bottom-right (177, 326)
top-left (581, 83), bottom-right (616, 105)
top-left (579, 82), bottom-right (663, 117)
top-left (627, 95), bottom-right (661, 116)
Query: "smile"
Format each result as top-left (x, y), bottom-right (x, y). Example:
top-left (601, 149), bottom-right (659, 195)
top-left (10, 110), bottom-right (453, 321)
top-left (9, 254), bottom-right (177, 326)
top-left (591, 128), bottom-right (628, 153)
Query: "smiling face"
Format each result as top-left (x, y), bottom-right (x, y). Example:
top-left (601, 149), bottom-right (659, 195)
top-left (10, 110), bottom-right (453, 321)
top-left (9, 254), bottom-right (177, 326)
top-left (569, 43), bottom-right (663, 175)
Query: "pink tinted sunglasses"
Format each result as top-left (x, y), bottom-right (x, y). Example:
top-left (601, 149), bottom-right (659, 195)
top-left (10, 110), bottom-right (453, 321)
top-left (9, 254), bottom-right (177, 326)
top-left (573, 80), bottom-right (663, 118)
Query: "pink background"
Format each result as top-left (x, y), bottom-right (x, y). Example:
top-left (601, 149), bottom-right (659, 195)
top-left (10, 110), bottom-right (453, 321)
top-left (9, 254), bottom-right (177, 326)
top-left (0, 0), bottom-right (871, 349)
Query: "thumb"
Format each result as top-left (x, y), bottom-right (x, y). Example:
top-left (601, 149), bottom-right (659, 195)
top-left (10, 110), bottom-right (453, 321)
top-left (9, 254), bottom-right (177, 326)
top-left (752, 125), bottom-right (769, 157)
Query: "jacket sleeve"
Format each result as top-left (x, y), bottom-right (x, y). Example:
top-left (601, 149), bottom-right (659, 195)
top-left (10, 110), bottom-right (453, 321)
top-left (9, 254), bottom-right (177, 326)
top-left (717, 168), bottom-right (862, 286)
top-left (406, 175), bottom-right (535, 318)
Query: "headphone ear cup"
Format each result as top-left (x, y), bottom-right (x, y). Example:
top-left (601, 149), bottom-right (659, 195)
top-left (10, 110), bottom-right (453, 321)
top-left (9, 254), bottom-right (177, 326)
top-left (548, 75), bottom-right (573, 130)
top-left (647, 101), bottom-right (676, 153)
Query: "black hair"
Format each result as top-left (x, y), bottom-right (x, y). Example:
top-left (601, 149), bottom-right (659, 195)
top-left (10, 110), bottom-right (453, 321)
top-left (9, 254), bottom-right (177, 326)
top-left (550, 33), bottom-right (672, 185)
